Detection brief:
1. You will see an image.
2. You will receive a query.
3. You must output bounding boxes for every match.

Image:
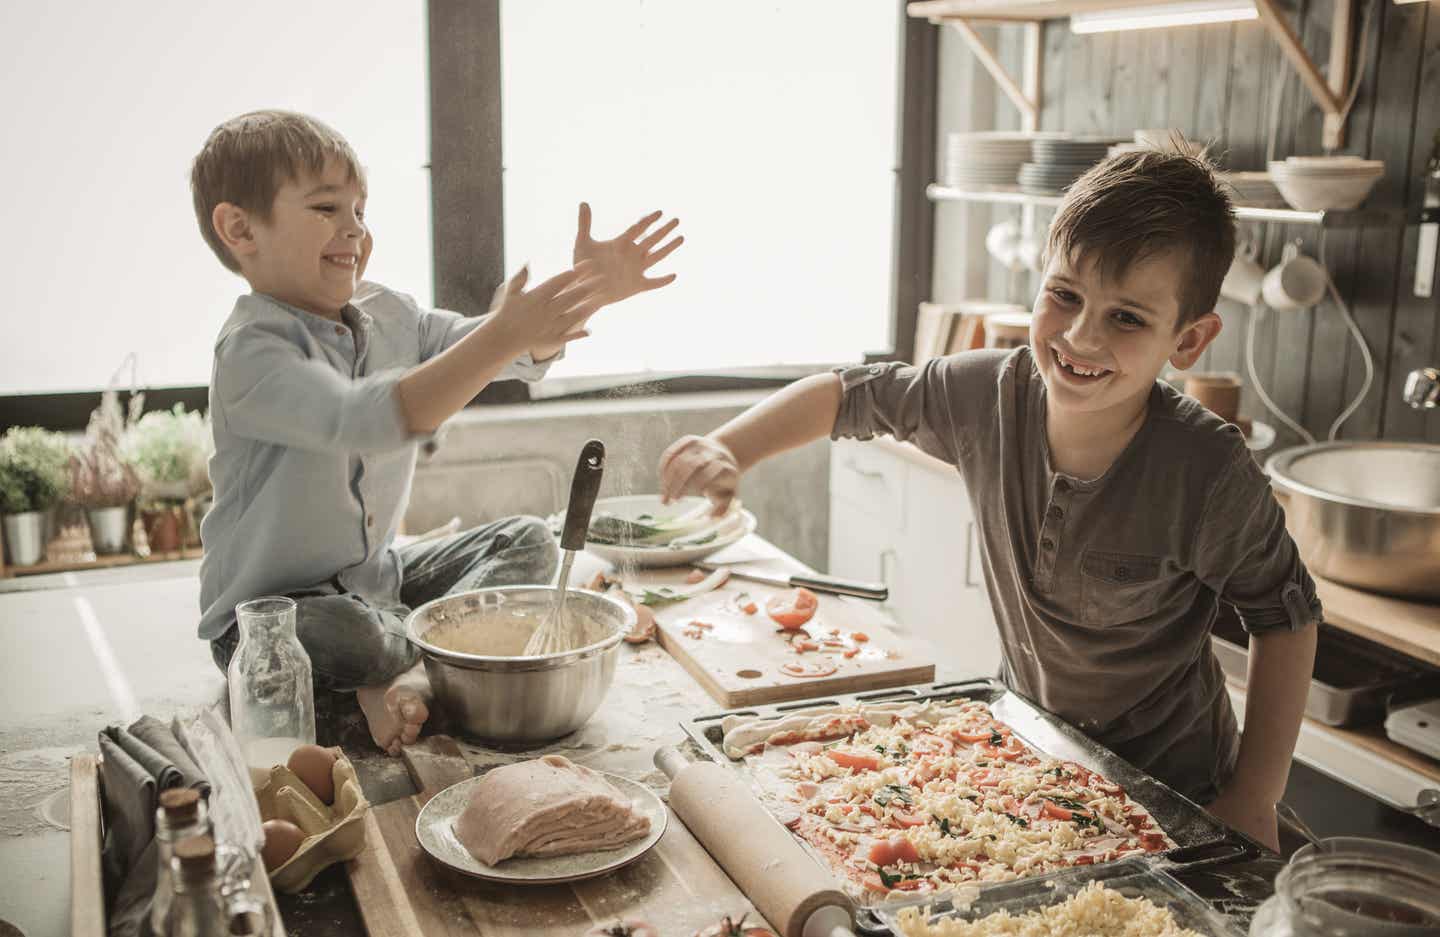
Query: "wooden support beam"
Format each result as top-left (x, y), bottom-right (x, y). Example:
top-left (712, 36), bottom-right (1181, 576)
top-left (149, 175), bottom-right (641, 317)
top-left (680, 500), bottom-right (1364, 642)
top-left (945, 18), bottom-right (1040, 129)
top-left (1324, 0), bottom-right (1355, 150)
top-left (1253, 0), bottom-right (1347, 146)
top-left (1023, 21), bottom-right (1043, 133)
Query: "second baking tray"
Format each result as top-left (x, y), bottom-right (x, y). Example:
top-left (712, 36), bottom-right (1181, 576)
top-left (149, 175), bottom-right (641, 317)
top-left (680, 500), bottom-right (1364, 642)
top-left (873, 856), bottom-right (1243, 937)
top-left (1210, 615), bottom-right (1439, 727)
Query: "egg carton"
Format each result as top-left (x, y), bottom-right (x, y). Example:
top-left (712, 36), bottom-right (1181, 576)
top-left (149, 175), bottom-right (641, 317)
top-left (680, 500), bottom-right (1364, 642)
top-left (253, 749), bottom-right (370, 893)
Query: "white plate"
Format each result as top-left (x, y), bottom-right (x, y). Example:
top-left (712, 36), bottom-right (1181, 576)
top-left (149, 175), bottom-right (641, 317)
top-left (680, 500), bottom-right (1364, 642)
top-left (415, 772), bottom-right (668, 885)
top-left (554, 494), bottom-right (758, 569)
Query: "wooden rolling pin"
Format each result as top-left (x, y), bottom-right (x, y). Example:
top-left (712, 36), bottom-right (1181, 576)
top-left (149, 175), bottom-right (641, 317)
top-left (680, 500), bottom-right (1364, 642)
top-left (655, 747), bottom-right (855, 937)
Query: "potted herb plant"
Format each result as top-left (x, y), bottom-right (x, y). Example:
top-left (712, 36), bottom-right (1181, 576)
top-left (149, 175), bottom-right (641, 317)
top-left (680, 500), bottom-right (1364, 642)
top-left (0, 427), bottom-right (74, 566)
top-left (70, 385), bottom-right (144, 555)
top-left (122, 404), bottom-right (213, 553)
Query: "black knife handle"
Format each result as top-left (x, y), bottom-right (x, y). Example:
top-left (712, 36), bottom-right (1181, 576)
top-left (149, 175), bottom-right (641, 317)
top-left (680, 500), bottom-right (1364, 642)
top-left (560, 439), bottom-right (606, 552)
top-left (790, 571), bottom-right (888, 601)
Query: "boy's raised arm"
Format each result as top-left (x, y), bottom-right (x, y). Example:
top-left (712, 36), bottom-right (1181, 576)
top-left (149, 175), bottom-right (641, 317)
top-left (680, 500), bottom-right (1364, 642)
top-left (659, 372), bottom-right (843, 514)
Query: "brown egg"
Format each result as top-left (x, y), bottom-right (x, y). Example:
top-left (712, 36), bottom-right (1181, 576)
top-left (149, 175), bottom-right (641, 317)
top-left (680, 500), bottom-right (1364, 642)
top-left (286, 744), bottom-right (338, 804)
top-left (260, 818), bottom-right (305, 871)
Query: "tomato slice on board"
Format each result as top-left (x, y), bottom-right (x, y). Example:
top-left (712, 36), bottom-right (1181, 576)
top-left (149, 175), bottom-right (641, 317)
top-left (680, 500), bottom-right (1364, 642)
top-left (781, 659), bottom-right (838, 679)
top-left (766, 587), bottom-right (819, 629)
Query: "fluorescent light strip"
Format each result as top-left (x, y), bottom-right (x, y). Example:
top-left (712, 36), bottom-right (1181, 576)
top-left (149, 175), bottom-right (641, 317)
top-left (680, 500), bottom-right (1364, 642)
top-left (1071, 1), bottom-right (1259, 34)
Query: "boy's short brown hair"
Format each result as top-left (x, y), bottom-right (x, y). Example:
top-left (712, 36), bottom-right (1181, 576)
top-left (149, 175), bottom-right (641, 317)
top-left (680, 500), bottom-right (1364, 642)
top-left (190, 110), bottom-right (365, 273)
top-left (1046, 148), bottom-right (1236, 327)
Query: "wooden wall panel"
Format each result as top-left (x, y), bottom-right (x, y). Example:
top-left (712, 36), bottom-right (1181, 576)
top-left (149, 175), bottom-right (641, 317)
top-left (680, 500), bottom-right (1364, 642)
top-left (931, 0), bottom-right (1440, 445)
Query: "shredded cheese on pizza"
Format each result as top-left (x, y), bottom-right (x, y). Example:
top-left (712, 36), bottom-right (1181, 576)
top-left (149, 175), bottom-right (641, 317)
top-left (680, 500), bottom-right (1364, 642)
top-left (724, 700), bottom-right (1175, 898)
top-left (893, 880), bottom-right (1205, 936)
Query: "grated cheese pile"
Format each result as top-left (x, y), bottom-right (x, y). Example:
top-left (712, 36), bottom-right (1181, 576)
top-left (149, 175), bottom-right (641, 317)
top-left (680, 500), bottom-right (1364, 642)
top-left (893, 881), bottom-right (1205, 937)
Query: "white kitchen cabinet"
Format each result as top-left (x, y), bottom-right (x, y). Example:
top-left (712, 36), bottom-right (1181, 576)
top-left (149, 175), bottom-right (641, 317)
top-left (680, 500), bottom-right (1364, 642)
top-left (829, 438), bottom-right (1001, 678)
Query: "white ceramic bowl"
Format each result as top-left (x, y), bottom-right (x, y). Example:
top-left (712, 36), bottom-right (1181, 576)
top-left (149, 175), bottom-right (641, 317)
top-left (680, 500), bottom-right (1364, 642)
top-left (1268, 162), bottom-right (1383, 211)
top-left (550, 495), bottom-right (757, 568)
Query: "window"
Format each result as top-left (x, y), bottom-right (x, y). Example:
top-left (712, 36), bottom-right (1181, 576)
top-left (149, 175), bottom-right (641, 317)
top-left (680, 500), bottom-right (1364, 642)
top-left (500, 0), bottom-right (900, 380)
top-left (0, 1), bottom-right (429, 395)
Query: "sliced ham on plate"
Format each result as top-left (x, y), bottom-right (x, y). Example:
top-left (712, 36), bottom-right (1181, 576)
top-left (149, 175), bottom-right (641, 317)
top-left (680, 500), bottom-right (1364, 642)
top-left (453, 754), bottom-right (652, 866)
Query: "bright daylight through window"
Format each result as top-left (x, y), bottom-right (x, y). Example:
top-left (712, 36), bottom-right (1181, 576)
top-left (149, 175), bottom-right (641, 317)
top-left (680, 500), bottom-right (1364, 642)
top-left (500, 0), bottom-right (900, 383)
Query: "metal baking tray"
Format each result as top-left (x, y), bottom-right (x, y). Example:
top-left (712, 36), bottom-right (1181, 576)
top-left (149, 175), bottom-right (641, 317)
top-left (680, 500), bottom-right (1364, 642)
top-left (1210, 616), bottom-right (1440, 727)
top-left (871, 856), bottom-right (1243, 937)
top-left (680, 677), bottom-right (1250, 860)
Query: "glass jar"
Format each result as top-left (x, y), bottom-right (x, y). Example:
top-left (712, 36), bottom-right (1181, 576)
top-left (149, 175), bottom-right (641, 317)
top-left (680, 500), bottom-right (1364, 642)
top-left (150, 789), bottom-right (212, 935)
top-left (227, 597), bottom-right (314, 784)
top-left (1249, 837), bottom-right (1440, 937)
top-left (164, 836), bottom-right (228, 937)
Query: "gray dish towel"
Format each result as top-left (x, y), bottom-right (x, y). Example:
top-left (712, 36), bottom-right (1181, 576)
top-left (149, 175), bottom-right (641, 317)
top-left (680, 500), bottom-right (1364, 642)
top-left (98, 720), bottom-right (212, 937)
top-left (127, 716), bottom-right (210, 797)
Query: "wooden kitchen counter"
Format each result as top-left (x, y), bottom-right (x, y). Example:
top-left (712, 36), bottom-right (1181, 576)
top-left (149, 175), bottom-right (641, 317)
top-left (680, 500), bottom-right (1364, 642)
top-left (1311, 574), bottom-right (1440, 670)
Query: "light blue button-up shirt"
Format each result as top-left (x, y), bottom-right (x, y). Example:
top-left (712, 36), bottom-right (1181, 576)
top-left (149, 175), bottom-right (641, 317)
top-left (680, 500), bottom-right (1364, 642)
top-left (197, 284), bottom-right (551, 640)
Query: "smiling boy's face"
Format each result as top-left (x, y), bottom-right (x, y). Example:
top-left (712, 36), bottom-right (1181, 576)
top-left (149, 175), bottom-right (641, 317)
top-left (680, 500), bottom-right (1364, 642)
top-left (1031, 247), bottom-right (1219, 420)
top-left (239, 159), bottom-right (368, 320)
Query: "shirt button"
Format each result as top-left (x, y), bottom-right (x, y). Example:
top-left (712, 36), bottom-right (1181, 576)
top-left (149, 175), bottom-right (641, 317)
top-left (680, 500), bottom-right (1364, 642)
top-left (1114, 565), bottom-right (1129, 581)
top-left (1047, 506), bottom-right (1064, 520)
top-left (1040, 537), bottom-right (1055, 551)
top-left (1054, 479), bottom-right (1070, 493)
top-left (366, 514), bottom-right (374, 527)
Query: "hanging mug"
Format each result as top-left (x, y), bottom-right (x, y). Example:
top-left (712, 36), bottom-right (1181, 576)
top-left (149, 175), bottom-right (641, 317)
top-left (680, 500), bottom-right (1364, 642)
top-left (1262, 241), bottom-right (1327, 311)
top-left (1220, 238), bottom-right (1265, 306)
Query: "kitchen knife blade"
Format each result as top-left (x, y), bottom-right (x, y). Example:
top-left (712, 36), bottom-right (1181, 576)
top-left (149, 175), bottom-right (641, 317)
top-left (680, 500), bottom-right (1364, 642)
top-left (693, 561), bottom-right (887, 601)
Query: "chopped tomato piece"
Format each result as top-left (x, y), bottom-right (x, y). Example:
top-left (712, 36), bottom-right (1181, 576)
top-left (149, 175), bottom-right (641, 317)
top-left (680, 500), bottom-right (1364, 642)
top-left (794, 640), bottom-right (820, 652)
top-left (825, 749), bottom-right (882, 771)
top-left (843, 647), bottom-right (861, 658)
top-left (1041, 800), bottom-right (1074, 821)
top-left (741, 601), bottom-right (758, 615)
top-left (951, 728), bottom-right (993, 744)
top-left (781, 659), bottom-right (837, 678)
top-left (766, 587), bottom-right (819, 629)
top-left (867, 836), bottom-right (920, 867)
top-left (850, 632), bottom-right (869, 643)
top-left (969, 768), bottom-right (1003, 787)
top-left (685, 568), bottom-right (708, 584)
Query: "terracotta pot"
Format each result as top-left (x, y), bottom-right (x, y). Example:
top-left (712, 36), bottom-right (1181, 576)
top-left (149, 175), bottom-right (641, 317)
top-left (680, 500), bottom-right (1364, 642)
top-left (142, 506), bottom-right (186, 553)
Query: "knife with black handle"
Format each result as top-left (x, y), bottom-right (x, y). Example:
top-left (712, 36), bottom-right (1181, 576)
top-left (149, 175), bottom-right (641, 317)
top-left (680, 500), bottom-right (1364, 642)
top-left (693, 561), bottom-right (887, 601)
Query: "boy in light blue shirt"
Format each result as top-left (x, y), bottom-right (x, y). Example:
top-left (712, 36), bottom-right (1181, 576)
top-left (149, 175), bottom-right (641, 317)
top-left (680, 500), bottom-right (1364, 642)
top-left (191, 110), bottom-right (682, 753)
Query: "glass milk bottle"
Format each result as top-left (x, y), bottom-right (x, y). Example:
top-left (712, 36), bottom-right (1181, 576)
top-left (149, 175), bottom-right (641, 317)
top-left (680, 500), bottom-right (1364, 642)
top-left (227, 597), bottom-right (314, 784)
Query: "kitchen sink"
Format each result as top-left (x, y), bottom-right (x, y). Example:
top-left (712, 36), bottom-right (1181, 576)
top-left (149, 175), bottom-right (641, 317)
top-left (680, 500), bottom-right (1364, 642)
top-left (1266, 442), bottom-right (1440, 601)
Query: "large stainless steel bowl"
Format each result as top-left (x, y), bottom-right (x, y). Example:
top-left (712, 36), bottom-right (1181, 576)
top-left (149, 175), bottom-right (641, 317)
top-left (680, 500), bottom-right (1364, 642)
top-left (1267, 442), bottom-right (1440, 601)
top-left (405, 586), bottom-right (635, 743)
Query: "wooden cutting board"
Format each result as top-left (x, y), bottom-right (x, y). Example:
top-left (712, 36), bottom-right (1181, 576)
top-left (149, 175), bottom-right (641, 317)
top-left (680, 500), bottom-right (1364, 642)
top-left (345, 736), bottom-right (772, 937)
top-left (638, 567), bottom-right (935, 708)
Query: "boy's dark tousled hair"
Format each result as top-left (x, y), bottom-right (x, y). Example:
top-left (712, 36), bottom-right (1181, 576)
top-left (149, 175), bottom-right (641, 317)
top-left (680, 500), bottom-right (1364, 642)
top-left (191, 110), bottom-right (365, 273)
top-left (1046, 148), bottom-right (1236, 327)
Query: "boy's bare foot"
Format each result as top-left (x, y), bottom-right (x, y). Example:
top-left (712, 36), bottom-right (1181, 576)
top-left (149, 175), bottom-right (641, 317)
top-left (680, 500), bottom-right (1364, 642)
top-left (356, 665), bottom-right (433, 756)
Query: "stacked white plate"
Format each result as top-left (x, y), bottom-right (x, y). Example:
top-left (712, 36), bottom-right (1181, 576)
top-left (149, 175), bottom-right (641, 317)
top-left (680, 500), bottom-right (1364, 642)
top-left (1267, 156), bottom-right (1385, 211)
top-left (1219, 171), bottom-right (1288, 209)
top-left (944, 132), bottom-right (1037, 189)
top-left (1020, 136), bottom-right (1120, 194)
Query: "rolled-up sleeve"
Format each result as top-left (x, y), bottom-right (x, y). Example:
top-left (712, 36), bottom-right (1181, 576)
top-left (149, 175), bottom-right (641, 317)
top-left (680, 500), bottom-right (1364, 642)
top-left (214, 327), bottom-right (412, 454)
top-left (831, 359), bottom-right (963, 466)
top-left (1195, 441), bottom-right (1323, 635)
top-left (416, 305), bottom-right (560, 382)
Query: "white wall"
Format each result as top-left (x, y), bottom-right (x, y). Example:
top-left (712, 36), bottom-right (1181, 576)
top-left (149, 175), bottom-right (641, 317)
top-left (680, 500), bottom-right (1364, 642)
top-left (0, 1), bottom-right (430, 394)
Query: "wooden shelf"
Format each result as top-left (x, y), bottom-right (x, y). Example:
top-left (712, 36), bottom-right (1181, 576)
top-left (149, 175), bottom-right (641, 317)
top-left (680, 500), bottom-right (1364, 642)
top-left (927, 184), bottom-right (1404, 228)
top-left (910, 0), bottom-right (1362, 149)
top-left (2, 545), bottom-right (203, 578)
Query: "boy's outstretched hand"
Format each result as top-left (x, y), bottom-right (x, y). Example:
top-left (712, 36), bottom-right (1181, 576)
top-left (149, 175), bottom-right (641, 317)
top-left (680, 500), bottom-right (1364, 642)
top-left (491, 260), bottom-right (609, 362)
top-left (573, 202), bottom-right (683, 307)
top-left (659, 434), bottom-right (740, 517)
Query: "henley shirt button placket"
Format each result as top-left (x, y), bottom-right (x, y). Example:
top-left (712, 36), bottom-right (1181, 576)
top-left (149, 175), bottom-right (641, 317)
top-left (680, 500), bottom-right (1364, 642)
top-left (1040, 537), bottom-right (1055, 551)
top-left (366, 514), bottom-right (374, 528)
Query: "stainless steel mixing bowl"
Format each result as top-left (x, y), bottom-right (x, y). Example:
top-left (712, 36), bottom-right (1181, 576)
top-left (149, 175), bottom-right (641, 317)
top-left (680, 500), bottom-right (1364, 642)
top-left (1266, 442), bottom-right (1440, 601)
top-left (405, 586), bottom-right (635, 743)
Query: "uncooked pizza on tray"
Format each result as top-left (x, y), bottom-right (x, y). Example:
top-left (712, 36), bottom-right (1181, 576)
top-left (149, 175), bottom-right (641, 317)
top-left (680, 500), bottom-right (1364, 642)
top-left (719, 698), bottom-right (1175, 899)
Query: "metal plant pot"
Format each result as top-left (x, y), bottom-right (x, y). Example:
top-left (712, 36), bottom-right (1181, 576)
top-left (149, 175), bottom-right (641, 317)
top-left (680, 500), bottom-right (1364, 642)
top-left (87, 505), bottom-right (130, 555)
top-left (3, 511), bottom-right (47, 566)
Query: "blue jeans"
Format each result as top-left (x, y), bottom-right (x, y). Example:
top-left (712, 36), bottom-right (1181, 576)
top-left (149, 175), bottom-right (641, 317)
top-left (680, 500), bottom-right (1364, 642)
top-left (210, 515), bottom-right (557, 691)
